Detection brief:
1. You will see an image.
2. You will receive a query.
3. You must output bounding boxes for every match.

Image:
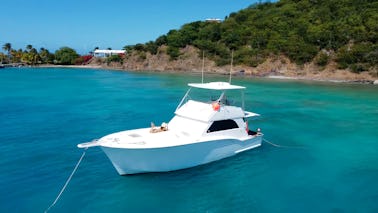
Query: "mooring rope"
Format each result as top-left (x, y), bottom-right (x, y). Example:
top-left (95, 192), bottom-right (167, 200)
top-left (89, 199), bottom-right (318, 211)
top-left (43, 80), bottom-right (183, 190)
top-left (44, 148), bottom-right (88, 213)
top-left (263, 138), bottom-right (305, 149)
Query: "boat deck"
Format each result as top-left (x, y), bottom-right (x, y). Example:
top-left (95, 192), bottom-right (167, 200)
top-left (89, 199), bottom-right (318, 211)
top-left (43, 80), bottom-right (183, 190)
top-left (99, 126), bottom-right (256, 149)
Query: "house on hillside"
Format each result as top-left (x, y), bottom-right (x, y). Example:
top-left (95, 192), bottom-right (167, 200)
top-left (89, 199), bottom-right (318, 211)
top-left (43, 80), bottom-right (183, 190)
top-left (94, 49), bottom-right (125, 58)
top-left (205, 18), bottom-right (222, 23)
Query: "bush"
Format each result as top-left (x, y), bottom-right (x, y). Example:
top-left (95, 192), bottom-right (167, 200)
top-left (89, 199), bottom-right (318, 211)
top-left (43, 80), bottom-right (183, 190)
top-left (74, 57), bottom-right (84, 65)
top-left (314, 52), bottom-right (329, 66)
top-left (134, 43), bottom-right (145, 51)
top-left (284, 37), bottom-right (318, 65)
top-left (193, 40), bottom-right (230, 62)
top-left (54, 47), bottom-right (79, 65)
top-left (145, 41), bottom-right (158, 55)
top-left (137, 52), bottom-right (146, 61)
top-left (234, 47), bottom-right (265, 67)
top-left (167, 46), bottom-right (180, 60)
top-left (155, 35), bottom-right (167, 46)
top-left (123, 45), bottom-right (134, 53)
top-left (106, 54), bottom-right (123, 64)
top-left (350, 63), bottom-right (368, 73)
top-left (336, 43), bottom-right (375, 70)
top-left (364, 49), bottom-right (378, 66)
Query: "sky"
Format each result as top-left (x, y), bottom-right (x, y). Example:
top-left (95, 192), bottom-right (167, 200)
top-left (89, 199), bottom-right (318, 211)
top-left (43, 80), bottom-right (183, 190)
top-left (1, 0), bottom-right (260, 54)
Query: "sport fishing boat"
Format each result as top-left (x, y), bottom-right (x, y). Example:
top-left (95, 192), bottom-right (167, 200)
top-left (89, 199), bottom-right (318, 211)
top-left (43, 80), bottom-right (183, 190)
top-left (78, 81), bottom-right (263, 175)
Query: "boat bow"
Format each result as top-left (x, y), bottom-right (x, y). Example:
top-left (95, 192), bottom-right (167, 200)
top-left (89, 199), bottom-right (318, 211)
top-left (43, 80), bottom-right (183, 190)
top-left (77, 139), bottom-right (101, 148)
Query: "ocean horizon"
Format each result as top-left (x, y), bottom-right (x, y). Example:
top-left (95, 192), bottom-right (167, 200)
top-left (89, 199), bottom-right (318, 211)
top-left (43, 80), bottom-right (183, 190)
top-left (0, 67), bottom-right (377, 212)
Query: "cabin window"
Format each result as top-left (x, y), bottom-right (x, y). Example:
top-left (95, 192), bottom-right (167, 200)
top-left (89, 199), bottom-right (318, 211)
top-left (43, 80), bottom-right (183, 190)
top-left (207, 119), bottom-right (239, 133)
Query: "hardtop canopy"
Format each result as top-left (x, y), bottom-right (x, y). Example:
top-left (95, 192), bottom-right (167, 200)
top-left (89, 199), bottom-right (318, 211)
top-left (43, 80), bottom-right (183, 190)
top-left (188, 82), bottom-right (245, 90)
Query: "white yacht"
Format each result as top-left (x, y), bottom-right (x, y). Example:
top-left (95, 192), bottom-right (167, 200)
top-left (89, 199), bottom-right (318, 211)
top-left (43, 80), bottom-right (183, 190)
top-left (78, 81), bottom-right (263, 175)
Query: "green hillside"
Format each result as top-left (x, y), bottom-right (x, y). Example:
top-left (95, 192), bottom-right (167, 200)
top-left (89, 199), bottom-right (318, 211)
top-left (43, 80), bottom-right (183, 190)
top-left (125, 0), bottom-right (378, 74)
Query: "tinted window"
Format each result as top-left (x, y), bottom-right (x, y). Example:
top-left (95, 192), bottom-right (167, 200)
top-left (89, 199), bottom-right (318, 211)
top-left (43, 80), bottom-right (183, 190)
top-left (207, 120), bottom-right (239, 132)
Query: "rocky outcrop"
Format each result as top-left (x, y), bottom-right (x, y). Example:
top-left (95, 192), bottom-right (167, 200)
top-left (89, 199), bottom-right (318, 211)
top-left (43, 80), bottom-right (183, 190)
top-left (94, 45), bottom-right (377, 82)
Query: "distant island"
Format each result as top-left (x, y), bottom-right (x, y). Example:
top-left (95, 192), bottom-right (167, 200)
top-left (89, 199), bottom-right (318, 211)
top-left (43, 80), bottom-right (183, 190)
top-left (1, 0), bottom-right (377, 83)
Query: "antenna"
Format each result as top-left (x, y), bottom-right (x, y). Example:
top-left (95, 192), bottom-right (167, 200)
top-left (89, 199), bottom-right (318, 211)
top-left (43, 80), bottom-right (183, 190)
top-left (201, 51), bottom-right (205, 83)
top-left (229, 50), bottom-right (234, 83)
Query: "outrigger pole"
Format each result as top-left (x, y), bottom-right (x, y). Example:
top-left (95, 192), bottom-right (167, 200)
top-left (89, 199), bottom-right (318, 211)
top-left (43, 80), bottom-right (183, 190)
top-left (229, 50), bottom-right (234, 83)
top-left (201, 51), bottom-right (205, 83)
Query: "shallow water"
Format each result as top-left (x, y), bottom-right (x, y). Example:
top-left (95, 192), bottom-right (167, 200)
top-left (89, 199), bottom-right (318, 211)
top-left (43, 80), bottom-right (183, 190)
top-left (0, 67), bottom-right (377, 212)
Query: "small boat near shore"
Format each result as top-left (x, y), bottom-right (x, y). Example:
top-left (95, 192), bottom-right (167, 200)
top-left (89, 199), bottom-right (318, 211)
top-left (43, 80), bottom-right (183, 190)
top-left (78, 81), bottom-right (263, 175)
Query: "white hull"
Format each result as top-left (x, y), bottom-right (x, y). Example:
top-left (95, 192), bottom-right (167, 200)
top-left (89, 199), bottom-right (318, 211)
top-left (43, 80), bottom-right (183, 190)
top-left (101, 136), bottom-right (262, 175)
top-left (78, 82), bottom-right (264, 175)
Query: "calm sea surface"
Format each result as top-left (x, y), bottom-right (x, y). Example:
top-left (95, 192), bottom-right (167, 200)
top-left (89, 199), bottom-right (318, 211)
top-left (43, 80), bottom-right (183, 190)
top-left (0, 67), bottom-right (377, 213)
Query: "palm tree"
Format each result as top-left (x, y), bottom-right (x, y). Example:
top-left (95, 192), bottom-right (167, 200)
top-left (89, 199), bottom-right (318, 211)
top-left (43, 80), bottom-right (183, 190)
top-left (10, 49), bottom-right (18, 63)
top-left (26, 44), bottom-right (33, 52)
top-left (30, 48), bottom-right (39, 65)
top-left (39, 47), bottom-right (50, 64)
top-left (92, 47), bottom-right (99, 56)
top-left (2, 43), bottom-right (12, 58)
top-left (14, 49), bottom-right (23, 63)
top-left (2, 43), bottom-right (11, 52)
top-left (0, 52), bottom-right (6, 63)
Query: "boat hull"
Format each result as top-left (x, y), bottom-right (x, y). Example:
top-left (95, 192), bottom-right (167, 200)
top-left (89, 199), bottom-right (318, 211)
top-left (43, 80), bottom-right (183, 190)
top-left (101, 135), bottom-right (262, 175)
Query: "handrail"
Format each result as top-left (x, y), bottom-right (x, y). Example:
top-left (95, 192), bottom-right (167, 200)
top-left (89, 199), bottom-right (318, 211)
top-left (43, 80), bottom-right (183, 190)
top-left (175, 88), bottom-right (191, 111)
top-left (77, 139), bottom-right (100, 148)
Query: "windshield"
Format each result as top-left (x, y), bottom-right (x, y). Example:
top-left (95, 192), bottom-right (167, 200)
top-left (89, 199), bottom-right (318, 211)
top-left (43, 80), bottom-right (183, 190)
top-left (176, 87), bottom-right (244, 110)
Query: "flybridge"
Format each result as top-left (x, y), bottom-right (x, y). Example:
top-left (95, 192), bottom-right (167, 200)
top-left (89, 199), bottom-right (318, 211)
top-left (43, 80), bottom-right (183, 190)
top-left (177, 81), bottom-right (247, 112)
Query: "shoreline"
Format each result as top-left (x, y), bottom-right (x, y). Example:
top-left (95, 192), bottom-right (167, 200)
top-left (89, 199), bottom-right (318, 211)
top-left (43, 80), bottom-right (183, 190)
top-left (37, 64), bottom-right (103, 69)
top-left (7, 64), bottom-right (378, 85)
top-left (265, 75), bottom-right (376, 84)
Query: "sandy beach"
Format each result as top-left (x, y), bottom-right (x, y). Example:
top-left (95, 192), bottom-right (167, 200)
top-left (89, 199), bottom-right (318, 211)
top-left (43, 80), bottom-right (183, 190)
top-left (37, 64), bottom-right (102, 69)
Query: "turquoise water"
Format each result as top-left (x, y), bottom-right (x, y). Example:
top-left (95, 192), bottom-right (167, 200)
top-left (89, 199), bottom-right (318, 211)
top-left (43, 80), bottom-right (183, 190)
top-left (0, 67), bottom-right (377, 212)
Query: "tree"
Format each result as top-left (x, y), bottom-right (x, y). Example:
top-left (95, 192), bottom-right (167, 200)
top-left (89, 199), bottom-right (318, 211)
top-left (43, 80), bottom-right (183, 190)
top-left (121, 0), bottom-right (378, 70)
top-left (26, 44), bottom-right (33, 51)
top-left (166, 30), bottom-right (186, 48)
top-left (0, 52), bottom-right (7, 63)
top-left (54, 47), bottom-right (79, 65)
top-left (39, 47), bottom-right (54, 64)
top-left (198, 23), bottom-right (221, 42)
top-left (134, 43), bottom-right (145, 51)
top-left (167, 46), bottom-right (180, 60)
top-left (123, 45), bottom-right (134, 53)
top-left (155, 35), bottom-right (167, 46)
top-left (145, 41), bottom-right (158, 54)
top-left (106, 54), bottom-right (123, 64)
top-left (2, 43), bottom-right (12, 60)
top-left (336, 42), bottom-right (377, 72)
top-left (10, 49), bottom-right (19, 63)
top-left (2, 43), bottom-right (11, 53)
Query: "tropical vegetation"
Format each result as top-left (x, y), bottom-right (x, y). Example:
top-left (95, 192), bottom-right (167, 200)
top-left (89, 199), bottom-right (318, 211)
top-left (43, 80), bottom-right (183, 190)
top-left (54, 47), bottom-right (79, 65)
top-left (0, 44), bottom-right (83, 65)
top-left (1, 43), bottom-right (54, 65)
top-left (1, 0), bottom-right (377, 76)
top-left (124, 0), bottom-right (377, 74)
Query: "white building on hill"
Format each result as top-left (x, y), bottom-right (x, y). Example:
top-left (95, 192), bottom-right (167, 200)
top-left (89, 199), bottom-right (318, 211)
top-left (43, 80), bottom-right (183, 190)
top-left (205, 18), bottom-right (222, 23)
top-left (94, 49), bottom-right (125, 58)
